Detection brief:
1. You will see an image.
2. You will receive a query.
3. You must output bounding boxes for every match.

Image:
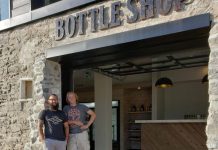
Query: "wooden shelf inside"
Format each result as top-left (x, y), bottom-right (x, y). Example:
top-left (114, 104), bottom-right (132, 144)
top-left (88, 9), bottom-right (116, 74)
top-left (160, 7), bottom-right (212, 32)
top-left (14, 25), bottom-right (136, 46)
top-left (128, 130), bottom-right (141, 132)
top-left (128, 122), bottom-right (141, 124)
top-left (128, 137), bottom-right (141, 141)
top-left (128, 111), bottom-right (151, 114)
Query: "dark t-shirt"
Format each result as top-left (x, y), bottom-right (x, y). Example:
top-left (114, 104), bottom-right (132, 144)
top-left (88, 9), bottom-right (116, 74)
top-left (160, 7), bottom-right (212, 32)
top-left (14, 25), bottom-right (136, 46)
top-left (38, 109), bottom-right (68, 141)
top-left (63, 104), bottom-right (89, 134)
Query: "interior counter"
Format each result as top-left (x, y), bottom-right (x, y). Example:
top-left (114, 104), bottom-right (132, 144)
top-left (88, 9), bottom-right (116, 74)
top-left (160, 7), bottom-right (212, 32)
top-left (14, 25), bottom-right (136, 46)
top-left (136, 120), bottom-right (207, 150)
top-left (135, 119), bottom-right (207, 123)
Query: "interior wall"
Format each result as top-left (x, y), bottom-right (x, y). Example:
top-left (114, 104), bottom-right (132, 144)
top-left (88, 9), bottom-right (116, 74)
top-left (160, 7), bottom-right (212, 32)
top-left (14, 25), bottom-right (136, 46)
top-left (156, 66), bottom-right (209, 120)
top-left (76, 88), bottom-right (94, 102)
top-left (157, 88), bottom-right (165, 119)
top-left (164, 81), bottom-right (208, 119)
top-left (123, 87), bottom-right (151, 150)
top-left (152, 72), bottom-right (166, 120)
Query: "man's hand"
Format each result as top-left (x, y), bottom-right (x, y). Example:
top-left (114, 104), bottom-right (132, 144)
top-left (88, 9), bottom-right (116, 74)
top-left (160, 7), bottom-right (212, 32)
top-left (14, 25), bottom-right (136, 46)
top-left (68, 120), bottom-right (84, 126)
top-left (38, 119), bottom-right (45, 143)
top-left (80, 124), bottom-right (89, 130)
top-left (75, 120), bottom-right (84, 126)
top-left (64, 121), bottom-right (69, 144)
top-left (39, 135), bottom-right (45, 142)
top-left (85, 109), bottom-right (96, 129)
top-left (66, 135), bottom-right (69, 144)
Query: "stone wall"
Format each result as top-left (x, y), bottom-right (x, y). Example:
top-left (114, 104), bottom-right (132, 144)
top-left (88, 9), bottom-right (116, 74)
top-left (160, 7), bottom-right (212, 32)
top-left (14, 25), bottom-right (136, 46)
top-left (0, 0), bottom-right (217, 149)
top-left (0, 19), bottom-right (56, 149)
top-left (0, 29), bottom-right (36, 149)
top-left (26, 59), bottom-right (62, 150)
top-left (207, 0), bottom-right (218, 149)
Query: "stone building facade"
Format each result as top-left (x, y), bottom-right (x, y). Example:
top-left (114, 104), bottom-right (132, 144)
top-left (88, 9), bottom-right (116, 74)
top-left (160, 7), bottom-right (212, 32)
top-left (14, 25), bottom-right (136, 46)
top-left (0, 0), bottom-right (218, 150)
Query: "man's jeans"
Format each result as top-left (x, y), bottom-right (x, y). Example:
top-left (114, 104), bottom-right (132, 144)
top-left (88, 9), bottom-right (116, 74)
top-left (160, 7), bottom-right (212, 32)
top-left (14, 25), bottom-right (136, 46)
top-left (67, 130), bottom-right (90, 150)
top-left (44, 138), bottom-right (66, 150)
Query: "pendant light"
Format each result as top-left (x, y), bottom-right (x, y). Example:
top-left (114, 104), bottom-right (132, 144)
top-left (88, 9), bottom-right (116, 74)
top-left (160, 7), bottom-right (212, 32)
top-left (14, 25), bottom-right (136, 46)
top-left (201, 74), bottom-right (208, 83)
top-left (155, 77), bottom-right (173, 88)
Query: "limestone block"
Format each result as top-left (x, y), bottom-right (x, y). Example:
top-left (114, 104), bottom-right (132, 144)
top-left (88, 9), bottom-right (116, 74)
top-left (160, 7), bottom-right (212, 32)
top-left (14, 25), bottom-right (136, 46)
top-left (0, 68), bottom-right (4, 75)
top-left (11, 124), bottom-right (21, 133)
top-left (209, 58), bottom-right (218, 68)
top-left (6, 137), bottom-right (18, 144)
top-left (209, 31), bottom-right (218, 49)
top-left (209, 80), bottom-right (218, 95)
top-left (207, 140), bottom-right (218, 149)
top-left (31, 143), bottom-right (43, 150)
top-left (31, 132), bottom-right (38, 144)
top-left (7, 102), bottom-right (21, 111)
top-left (37, 98), bottom-right (46, 105)
top-left (33, 105), bottom-right (43, 114)
top-left (0, 112), bottom-right (7, 117)
top-left (209, 100), bottom-right (218, 112)
top-left (1, 127), bottom-right (7, 134)
top-left (34, 75), bottom-right (44, 83)
top-left (31, 113), bottom-right (39, 121)
top-left (33, 67), bottom-right (43, 75)
top-left (14, 144), bottom-right (23, 150)
top-left (7, 65), bottom-right (19, 74)
top-left (24, 143), bottom-right (31, 150)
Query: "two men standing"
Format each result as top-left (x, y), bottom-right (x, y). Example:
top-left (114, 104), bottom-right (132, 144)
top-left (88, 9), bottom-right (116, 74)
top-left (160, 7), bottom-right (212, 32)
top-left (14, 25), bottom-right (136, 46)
top-left (38, 92), bottom-right (96, 150)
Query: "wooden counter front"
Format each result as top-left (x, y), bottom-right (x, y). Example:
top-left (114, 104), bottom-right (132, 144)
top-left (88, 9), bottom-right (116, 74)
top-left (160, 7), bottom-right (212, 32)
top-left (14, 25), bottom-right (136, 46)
top-left (139, 120), bottom-right (207, 150)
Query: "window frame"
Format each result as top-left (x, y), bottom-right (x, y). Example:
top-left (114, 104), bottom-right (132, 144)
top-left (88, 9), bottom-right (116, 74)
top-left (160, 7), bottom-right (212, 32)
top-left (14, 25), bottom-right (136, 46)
top-left (19, 78), bottom-right (33, 101)
top-left (0, 0), bottom-right (10, 21)
top-left (0, 0), bottom-right (96, 31)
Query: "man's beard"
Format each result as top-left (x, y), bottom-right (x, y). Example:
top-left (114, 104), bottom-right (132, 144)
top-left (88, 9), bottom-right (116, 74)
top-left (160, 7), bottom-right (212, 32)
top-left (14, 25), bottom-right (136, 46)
top-left (49, 103), bottom-right (59, 110)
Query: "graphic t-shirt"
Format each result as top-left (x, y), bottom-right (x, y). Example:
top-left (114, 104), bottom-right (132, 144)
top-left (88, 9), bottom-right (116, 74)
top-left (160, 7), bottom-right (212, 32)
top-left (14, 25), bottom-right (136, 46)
top-left (38, 109), bottom-right (68, 141)
top-left (63, 104), bottom-right (89, 134)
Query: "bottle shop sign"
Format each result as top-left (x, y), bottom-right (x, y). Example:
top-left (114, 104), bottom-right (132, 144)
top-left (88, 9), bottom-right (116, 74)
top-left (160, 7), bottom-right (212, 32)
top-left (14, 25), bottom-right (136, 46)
top-left (55, 0), bottom-right (193, 41)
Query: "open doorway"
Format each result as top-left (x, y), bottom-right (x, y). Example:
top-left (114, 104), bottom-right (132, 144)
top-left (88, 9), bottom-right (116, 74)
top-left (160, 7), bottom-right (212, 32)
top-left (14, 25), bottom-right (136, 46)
top-left (61, 46), bottom-right (209, 150)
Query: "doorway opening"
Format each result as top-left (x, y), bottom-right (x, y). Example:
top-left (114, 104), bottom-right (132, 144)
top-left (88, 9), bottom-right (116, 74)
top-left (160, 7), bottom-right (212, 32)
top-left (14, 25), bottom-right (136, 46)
top-left (62, 47), bottom-right (209, 150)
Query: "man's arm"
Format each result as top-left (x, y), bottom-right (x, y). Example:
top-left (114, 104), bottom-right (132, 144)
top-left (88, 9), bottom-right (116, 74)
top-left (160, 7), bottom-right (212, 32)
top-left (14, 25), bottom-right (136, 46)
top-left (38, 119), bottom-right (45, 142)
top-left (68, 120), bottom-right (84, 126)
top-left (64, 122), bottom-right (69, 142)
top-left (81, 109), bottom-right (96, 130)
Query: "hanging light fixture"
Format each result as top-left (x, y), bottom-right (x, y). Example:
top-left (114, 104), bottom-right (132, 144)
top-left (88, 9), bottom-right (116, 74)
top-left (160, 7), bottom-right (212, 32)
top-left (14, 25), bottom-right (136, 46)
top-left (155, 77), bottom-right (173, 88)
top-left (137, 86), bottom-right (142, 90)
top-left (201, 74), bottom-right (208, 83)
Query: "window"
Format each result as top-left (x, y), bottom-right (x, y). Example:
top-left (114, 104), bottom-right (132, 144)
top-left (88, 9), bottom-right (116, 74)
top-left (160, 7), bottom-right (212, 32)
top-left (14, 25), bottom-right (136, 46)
top-left (31, 0), bottom-right (62, 10)
top-left (20, 79), bottom-right (33, 99)
top-left (0, 0), bottom-right (9, 21)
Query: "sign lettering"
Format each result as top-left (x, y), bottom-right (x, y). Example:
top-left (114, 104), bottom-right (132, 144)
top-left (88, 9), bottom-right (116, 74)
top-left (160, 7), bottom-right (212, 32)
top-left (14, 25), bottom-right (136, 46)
top-left (55, 0), bottom-right (193, 40)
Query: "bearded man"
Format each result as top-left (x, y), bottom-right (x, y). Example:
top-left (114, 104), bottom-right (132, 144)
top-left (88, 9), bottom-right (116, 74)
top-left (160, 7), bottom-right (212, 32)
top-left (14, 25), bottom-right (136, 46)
top-left (38, 94), bottom-right (69, 150)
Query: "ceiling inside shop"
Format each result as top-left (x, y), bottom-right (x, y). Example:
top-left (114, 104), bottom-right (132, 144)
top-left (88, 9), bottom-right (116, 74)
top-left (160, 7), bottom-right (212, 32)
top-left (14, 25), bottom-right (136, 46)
top-left (73, 48), bottom-right (209, 89)
top-left (94, 48), bottom-right (209, 76)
